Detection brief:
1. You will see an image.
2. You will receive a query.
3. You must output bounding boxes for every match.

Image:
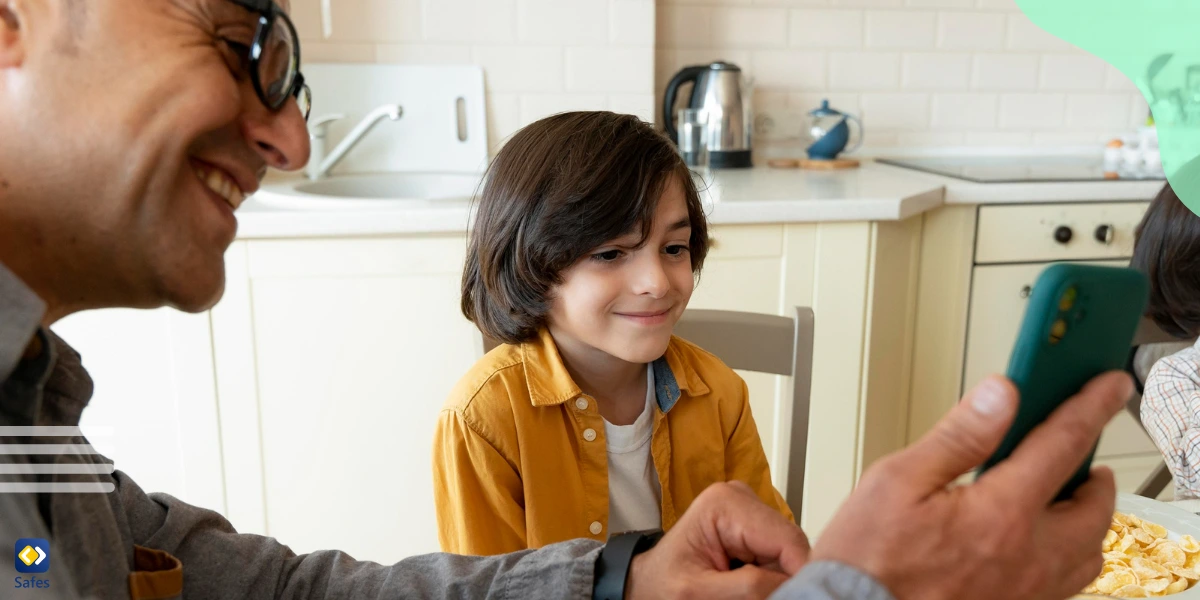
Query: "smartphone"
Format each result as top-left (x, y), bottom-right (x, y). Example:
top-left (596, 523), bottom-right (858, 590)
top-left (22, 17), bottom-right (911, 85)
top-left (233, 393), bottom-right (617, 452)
top-left (975, 263), bottom-right (1148, 501)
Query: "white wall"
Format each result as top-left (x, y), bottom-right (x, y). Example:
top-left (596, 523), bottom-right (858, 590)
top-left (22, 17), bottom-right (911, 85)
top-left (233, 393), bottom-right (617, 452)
top-left (655, 0), bottom-right (1148, 150)
top-left (290, 0), bottom-right (657, 153)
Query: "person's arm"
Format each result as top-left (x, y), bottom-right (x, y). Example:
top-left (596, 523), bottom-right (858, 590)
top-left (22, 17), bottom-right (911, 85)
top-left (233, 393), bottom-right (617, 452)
top-left (1141, 357), bottom-right (1200, 497)
top-left (115, 469), bottom-right (598, 600)
top-left (725, 377), bottom-right (795, 522)
top-left (767, 562), bottom-right (895, 600)
top-left (432, 407), bottom-right (528, 555)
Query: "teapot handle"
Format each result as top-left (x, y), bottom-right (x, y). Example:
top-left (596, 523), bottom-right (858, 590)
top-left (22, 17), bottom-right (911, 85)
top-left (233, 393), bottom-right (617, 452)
top-left (844, 114), bottom-right (864, 154)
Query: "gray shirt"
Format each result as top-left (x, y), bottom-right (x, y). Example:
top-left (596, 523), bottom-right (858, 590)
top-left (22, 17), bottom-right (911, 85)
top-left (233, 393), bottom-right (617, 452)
top-left (0, 261), bottom-right (891, 600)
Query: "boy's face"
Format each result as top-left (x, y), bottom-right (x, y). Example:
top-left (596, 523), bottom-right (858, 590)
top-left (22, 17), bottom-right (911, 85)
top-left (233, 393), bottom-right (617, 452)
top-left (547, 177), bottom-right (696, 365)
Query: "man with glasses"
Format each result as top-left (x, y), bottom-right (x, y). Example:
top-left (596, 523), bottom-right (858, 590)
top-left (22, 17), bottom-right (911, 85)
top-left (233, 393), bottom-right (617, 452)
top-left (0, 1), bottom-right (1131, 599)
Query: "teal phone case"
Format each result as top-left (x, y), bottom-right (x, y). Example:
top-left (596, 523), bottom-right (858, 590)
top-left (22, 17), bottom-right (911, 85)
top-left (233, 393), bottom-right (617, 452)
top-left (975, 263), bottom-right (1148, 501)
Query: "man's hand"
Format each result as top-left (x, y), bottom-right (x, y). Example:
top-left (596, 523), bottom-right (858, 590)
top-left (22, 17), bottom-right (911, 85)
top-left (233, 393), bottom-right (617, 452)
top-left (812, 372), bottom-right (1131, 600)
top-left (626, 481), bottom-right (810, 600)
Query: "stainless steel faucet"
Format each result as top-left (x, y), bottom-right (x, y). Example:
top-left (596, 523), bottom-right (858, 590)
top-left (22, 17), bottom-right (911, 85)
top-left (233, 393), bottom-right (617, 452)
top-left (306, 104), bottom-right (404, 180)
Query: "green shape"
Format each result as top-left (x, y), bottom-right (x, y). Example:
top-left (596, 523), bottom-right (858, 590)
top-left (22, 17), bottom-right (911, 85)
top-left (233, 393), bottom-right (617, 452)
top-left (1018, 0), bottom-right (1200, 213)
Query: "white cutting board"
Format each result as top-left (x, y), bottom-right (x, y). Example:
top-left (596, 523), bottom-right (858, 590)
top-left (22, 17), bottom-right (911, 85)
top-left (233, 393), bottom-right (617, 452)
top-left (303, 64), bottom-right (488, 175)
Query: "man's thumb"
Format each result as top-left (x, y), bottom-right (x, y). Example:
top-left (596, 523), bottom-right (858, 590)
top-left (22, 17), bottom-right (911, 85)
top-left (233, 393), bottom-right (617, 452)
top-left (894, 375), bottom-right (1018, 491)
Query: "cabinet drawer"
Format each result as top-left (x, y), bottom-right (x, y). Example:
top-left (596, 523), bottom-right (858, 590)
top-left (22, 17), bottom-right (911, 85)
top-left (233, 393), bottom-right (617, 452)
top-left (975, 202), bottom-right (1148, 264)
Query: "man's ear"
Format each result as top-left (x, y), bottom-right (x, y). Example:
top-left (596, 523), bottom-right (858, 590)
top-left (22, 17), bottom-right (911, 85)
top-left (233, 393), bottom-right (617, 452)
top-left (0, 1), bottom-right (25, 69)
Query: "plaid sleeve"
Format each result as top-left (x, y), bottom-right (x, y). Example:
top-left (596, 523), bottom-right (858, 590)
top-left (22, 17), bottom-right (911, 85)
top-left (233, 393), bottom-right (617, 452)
top-left (1141, 347), bottom-right (1200, 499)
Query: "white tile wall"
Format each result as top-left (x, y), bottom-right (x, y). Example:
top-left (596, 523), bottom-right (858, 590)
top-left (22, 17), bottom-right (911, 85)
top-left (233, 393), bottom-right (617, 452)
top-left (293, 0), bottom-right (1146, 154)
top-left (865, 11), bottom-right (936, 49)
top-left (294, 0), bottom-right (657, 154)
top-left (656, 0), bottom-right (1144, 147)
top-left (789, 10), bottom-right (863, 49)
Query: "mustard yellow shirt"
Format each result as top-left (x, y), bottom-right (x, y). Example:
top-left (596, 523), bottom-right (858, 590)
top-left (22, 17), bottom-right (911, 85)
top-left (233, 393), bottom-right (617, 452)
top-left (432, 328), bottom-right (794, 556)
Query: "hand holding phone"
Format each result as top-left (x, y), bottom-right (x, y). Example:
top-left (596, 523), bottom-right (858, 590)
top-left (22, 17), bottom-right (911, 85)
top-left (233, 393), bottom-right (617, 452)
top-left (975, 263), bottom-right (1148, 501)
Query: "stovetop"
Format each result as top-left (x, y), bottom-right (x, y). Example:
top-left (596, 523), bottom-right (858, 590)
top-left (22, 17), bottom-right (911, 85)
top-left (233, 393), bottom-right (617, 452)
top-left (876, 155), bottom-right (1166, 183)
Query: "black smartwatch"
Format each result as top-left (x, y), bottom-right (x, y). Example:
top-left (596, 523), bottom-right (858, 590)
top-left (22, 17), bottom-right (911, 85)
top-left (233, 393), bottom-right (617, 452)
top-left (592, 529), bottom-right (664, 600)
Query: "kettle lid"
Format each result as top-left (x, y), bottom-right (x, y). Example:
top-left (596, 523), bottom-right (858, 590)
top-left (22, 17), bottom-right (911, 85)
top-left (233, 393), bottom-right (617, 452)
top-left (808, 99), bottom-right (842, 117)
top-left (707, 61), bottom-right (742, 72)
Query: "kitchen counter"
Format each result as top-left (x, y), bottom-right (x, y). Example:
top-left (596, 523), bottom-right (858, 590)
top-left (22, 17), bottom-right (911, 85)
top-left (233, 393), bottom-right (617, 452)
top-left (234, 159), bottom-right (1167, 239)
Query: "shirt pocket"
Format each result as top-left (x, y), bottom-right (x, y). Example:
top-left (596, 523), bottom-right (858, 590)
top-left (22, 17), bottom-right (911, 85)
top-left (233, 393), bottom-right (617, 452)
top-left (128, 545), bottom-right (182, 600)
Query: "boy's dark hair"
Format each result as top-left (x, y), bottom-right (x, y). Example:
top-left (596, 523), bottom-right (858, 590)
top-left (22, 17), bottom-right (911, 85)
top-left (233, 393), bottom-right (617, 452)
top-left (1131, 183), bottom-right (1200, 338)
top-left (461, 111), bottom-right (710, 345)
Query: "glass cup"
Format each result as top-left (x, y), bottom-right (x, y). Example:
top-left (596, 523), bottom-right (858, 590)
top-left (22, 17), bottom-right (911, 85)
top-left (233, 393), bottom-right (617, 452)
top-left (676, 108), bottom-right (708, 169)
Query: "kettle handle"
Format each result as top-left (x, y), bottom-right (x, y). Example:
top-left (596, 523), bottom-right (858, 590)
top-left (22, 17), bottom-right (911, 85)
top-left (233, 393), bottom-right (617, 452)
top-left (662, 65), bottom-right (709, 143)
top-left (844, 114), bottom-right (864, 154)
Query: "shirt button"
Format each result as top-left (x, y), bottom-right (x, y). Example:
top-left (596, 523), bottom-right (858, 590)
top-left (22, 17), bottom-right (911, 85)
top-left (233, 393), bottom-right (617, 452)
top-left (575, 397), bottom-right (589, 410)
top-left (583, 428), bottom-right (597, 442)
top-left (589, 521), bottom-right (603, 535)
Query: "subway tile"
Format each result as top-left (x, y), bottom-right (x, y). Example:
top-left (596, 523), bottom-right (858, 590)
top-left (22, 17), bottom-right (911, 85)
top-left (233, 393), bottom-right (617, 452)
top-left (999, 93), bottom-right (1066, 128)
top-left (788, 9), bottom-right (863, 48)
top-left (423, 0), bottom-right (516, 43)
top-left (303, 43), bottom-right (376, 63)
top-left (1006, 13), bottom-right (1075, 51)
top-left (1065, 93), bottom-right (1132, 129)
top-left (751, 50), bottom-right (827, 90)
top-left (611, 0), bottom-right (656, 45)
top-left (902, 53), bottom-right (971, 90)
top-left (567, 47), bottom-right (655, 93)
top-left (713, 7), bottom-right (790, 47)
top-left (330, 0), bottom-right (422, 43)
top-left (1039, 54), bottom-right (1108, 90)
top-left (860, 92), bottom-right (931, 129)
top-left (517, 0), bottom-right (608, 44)
top-left (930, 93), bottom-right (998, 128)
top-left (937, 11), bottom-right (1005, 50)
top-left (472, 46), bottom-right (565, 93)
top-left (375, 44), bottom-right (473, 64)
top-left (829, 51), bottom-right (901, 90)
top-left (657, 5), bottom-right (712, 48)
top-left (519, 94), bottom-right (608, 124)
top-left (972, 53), bottom-right (1038, 90)
top-left (865, 10), bottom-right (936, 49)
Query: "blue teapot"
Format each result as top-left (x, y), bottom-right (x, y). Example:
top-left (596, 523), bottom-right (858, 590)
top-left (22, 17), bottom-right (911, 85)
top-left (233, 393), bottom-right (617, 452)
top-left (806, 100), bottom-right (863, 160)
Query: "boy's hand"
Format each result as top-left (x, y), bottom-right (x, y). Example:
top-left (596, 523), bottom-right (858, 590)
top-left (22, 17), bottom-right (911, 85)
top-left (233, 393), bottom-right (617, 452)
top-left (625, 481), bottom-right (809, 600)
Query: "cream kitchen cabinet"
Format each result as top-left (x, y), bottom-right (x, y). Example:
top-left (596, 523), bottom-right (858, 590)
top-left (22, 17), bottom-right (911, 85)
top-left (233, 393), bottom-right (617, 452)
top-left (909, 200), bottom-right (1159, 494)
top-left (210, 236), bottom-right (480, 564)
top-left (51, 308), bottom-right (226, 514)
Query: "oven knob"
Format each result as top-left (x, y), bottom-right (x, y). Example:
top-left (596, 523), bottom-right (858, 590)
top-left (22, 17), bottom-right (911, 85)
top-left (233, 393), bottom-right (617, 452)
top-left (1054, 225), bottom-right (1073, 244)
top-left (1094, 224), bottom-right (1114, 245)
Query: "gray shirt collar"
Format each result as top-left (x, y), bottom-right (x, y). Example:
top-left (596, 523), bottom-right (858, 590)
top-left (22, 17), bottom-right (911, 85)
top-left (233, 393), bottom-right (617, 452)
top-left (0, 261), bottom-right (46, 383)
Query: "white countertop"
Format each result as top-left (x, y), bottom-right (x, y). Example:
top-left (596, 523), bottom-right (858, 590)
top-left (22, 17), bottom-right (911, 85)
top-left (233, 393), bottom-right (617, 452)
top-left (234, 159), bottom-right (1167, 239)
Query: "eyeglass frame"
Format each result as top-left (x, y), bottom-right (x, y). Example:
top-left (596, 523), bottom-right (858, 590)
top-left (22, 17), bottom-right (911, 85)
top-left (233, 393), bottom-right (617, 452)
top-left (226, 0), bottom-right (311, 120)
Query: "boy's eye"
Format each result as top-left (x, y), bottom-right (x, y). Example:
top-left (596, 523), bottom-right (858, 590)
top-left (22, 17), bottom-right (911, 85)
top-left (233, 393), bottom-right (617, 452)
top-left (665, 245), bottom-right (689, 256)
top-left (592, 249), bottom-right (623, 262)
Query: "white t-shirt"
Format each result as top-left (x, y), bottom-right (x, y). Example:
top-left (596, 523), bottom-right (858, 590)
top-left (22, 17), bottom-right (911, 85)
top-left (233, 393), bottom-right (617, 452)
top-left (603, 367), bottom-right (663, 534)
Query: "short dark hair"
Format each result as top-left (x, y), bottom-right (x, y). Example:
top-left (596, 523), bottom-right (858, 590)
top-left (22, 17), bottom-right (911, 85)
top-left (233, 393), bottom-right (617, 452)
top-left (461, 111), bottom-right (710, 345)
top-left (1131, 183), bottom-right (1200, 338)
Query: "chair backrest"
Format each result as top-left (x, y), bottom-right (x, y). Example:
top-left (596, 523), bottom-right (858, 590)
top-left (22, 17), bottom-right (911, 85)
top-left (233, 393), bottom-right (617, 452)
top-left (479, 307), bottom-right (815, 518)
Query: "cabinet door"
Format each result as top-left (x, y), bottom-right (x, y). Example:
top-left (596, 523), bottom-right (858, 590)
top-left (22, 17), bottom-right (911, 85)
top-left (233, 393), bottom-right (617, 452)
top-left (52, 308), bottom-right (225, 514)
top-left (963, 261), bottom-right (1160, 488)
top-left (687, 225), bottom-right (787, 481)
top-left (220, 235), bottom-right (477, 564)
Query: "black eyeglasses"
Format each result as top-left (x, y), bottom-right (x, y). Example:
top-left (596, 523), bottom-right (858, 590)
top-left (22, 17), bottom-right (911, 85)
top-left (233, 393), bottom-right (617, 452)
top-left (227, 0), bottom-right (311, 121)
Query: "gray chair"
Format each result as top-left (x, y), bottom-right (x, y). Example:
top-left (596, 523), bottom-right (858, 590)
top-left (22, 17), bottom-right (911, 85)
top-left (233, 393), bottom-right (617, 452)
top-left (1129, 317), bottom-right (1194, 498)
top-left (480, 307), bottom-right (816, 518)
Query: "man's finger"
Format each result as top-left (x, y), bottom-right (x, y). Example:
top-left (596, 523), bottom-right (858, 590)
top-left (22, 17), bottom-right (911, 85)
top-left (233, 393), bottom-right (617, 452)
top-left (986, 371), bottom-right (1130, 508)
top-left (698, 484), bottom-right (810, 575)
top-left (885, 376), bottom-right (1018, 494)
top-left (1044, 466), bottom-right (1117, 563)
